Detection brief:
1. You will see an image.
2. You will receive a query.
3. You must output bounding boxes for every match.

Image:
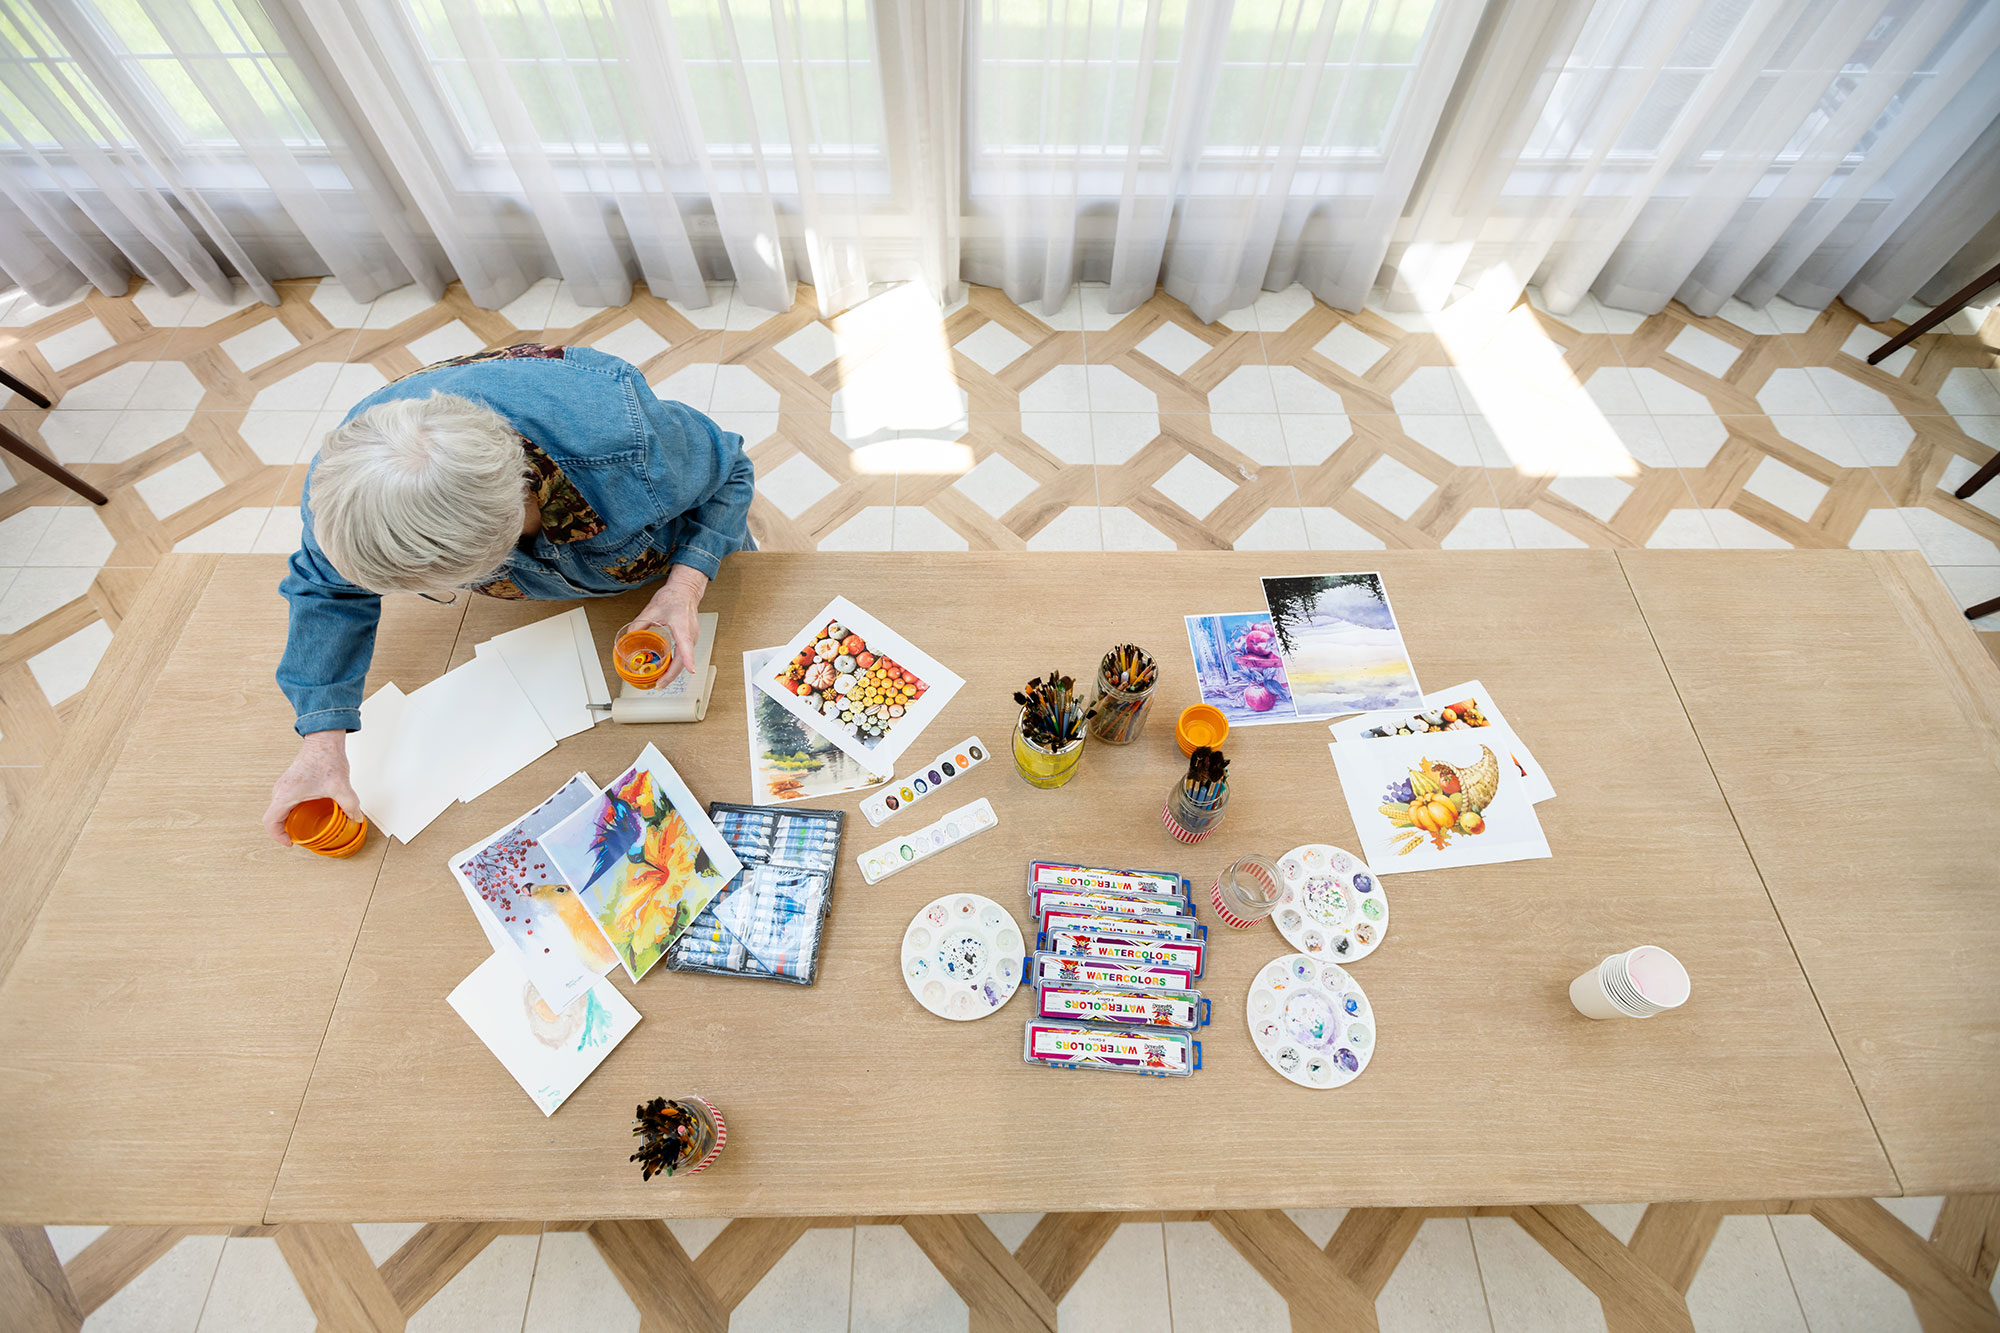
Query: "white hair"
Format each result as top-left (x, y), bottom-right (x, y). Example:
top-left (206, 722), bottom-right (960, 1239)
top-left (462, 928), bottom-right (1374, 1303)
top-left (311, 392), bottom-right (528, 594)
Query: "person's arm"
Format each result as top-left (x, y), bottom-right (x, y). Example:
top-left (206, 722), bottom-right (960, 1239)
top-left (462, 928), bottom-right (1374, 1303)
top-left (263, 514), bottom-right (381, 844)
top-left (620, 384), bottom-right (755, 683)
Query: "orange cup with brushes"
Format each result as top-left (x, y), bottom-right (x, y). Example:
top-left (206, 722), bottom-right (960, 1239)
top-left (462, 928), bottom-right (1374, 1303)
top-left (285, 797), bottom-right (367, 858)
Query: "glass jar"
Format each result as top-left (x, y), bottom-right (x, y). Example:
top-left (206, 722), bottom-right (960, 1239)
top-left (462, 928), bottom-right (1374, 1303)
top-left (1013, 712), bottom-right (1084, 788)
top-left (1162, 782), bottom-right (1229, 843)
top-left (1087, 668), bottom-right (1156, 745)
top-left (1209, 854), bottom-right (1283, 929)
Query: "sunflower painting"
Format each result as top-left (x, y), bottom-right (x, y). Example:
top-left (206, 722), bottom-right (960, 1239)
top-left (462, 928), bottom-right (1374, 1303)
top-left (540, 743), bottom-right (743, 981)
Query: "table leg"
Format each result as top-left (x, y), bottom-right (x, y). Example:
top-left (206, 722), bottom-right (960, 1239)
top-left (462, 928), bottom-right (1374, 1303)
top-left (0, 366), bottom-right (54, 410)
top-left (1866, 260), bottom-right (2000, 365)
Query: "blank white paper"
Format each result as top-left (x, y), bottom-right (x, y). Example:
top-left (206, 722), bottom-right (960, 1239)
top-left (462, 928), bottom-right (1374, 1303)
top-left (403, 653), bottom-right (557, 805)
top-left (345, 682), bottom-right (414, 840)
top-left (565, 607), bottom-right (612, 711)
top-left (475, 613), bottom-right (596, 740)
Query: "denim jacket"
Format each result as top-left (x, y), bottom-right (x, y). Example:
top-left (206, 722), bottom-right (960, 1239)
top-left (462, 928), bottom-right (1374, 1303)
top-left (277, 344), bottom-right (755, 736)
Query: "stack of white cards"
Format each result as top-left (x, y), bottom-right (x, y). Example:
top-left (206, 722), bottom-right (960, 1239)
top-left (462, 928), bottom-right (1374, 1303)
top-left (347, 608), bottom-right (612, 842)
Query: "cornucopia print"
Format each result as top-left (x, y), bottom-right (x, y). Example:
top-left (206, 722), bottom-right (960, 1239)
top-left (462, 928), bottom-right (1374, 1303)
top-left (1378, 744), bottom-right (1501, 855)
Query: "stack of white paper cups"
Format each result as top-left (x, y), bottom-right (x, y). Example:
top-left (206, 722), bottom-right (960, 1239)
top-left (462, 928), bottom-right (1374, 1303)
top-left (1570, 945), bottom-right (1690, 1019)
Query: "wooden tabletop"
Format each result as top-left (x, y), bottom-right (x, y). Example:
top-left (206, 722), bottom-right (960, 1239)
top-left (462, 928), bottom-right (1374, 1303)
top-left (1, 550), bottom-right (1991, 1224)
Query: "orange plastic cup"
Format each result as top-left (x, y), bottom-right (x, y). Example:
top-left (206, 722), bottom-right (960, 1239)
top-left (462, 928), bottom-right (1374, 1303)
top-left (1176, 704), bottom-right (1229, 756)
top-left (614, 629), bottom-right (673, 690)
top-left (286, 797), bottom-right (368, 858)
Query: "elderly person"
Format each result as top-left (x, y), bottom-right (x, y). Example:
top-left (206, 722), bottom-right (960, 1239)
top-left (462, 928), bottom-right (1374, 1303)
top-left (260, 342), bottom-right (753, 844)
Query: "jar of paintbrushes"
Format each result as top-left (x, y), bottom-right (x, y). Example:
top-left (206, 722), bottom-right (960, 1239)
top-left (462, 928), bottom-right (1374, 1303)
top-left (1087, 644), bottom-right (1156, 745)
top-left (1162, 745), bottom-right (1229, 842)
top-left (1013, 670), bottom-right (1092, 789)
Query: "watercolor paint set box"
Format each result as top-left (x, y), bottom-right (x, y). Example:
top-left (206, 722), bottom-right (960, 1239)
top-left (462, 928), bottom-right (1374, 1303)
top-left (1021, 859), bottom-right (1208, 1076)
top-left (666, 804), bottom-right (843, 985)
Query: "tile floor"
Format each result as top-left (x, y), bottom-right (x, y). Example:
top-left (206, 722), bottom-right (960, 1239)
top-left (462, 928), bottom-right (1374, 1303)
top-left (40, 1202), bottom-right (2000, 1331)
top-left (3, 275), bottom-right (1997, 1329)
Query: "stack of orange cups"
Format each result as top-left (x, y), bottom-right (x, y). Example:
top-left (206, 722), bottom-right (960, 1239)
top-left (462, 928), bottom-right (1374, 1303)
top-left (285, 797), bottom-right (368, 858)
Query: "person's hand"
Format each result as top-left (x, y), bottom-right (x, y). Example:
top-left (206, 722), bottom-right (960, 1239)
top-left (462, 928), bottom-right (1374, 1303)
top-left (619, 564), bottom-right (710, 687)
top-left (262, 730), bottom-right (360, 846)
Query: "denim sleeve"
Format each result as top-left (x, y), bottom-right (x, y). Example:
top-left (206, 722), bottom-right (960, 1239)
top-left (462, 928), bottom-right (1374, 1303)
top-left (276, 510), bottom-right (381, 736)
top-left (633, 376), bottom-right (755, 580)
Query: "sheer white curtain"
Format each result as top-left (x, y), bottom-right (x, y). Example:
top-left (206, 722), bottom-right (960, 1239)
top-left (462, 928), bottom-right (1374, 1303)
top-left (1, 0), bottom-right (1995, 323)
top-left (1383, 0), bottom-right (2000, 318)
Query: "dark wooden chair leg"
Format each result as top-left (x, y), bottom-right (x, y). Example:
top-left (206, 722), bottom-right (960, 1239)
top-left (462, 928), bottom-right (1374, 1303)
top-left (1867, 259), bottom-right (2000, 364)
top-left (0, 422), bottom-right (107, 504)
top-left (1967, 594), bottom-right (2000, 622)
top-left (1953, 448), bottom-right (2000, 501)
top-left (0, 365), bottom-right (53, 410)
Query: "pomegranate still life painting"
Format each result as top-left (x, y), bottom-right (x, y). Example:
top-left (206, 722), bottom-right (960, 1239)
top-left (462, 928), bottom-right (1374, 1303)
top-left (1184, 612), bottom-right (1312, 726)
top-left (541, 744), bottom-right (743, 982)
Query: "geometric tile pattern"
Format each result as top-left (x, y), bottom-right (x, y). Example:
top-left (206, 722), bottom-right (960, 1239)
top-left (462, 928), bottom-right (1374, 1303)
top-left (2, 276), bottom-right (1997, 846)
top-left (5, 1196), bottom-right (1997, 1330)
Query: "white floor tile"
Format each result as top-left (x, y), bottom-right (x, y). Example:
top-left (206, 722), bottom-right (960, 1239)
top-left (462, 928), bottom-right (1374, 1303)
top-left (1019, 412), bottom-right (1096, 465)
top-left (817, 506), bottom-right (895, 551)
top-left (1317, 323), bottom-right (1389, 375)
top-left (730, 1225), bottom-right (851, 1333)
top-left (195, 1237), bottom-right (315, 1333)
top-left (1766, 298), bottom-right (1820, 334)
top-left (1631, 367), bottom-right (1719, 415)
top-left (1502, 509), bottom-right (1588, 548)
top-left (1398, 415), bottom-right (1481, 468)
top-left (220, 318), bottom-right (301, 371)
top-left (1440, 508), bottom-right (1513, 549)
top-left (892, 506), bottom-right (970, 550)
top-left (98, 409), bottom-right (194, 465)
top-left (1245, 284), bottom-right (1317, 332)
top-left (327, 362), bottom-right (386, 408)
top-left (759, 454), bottom-right (840, 518)
top-left (523, 1231), bottom-right (639, 1333)
top-left (81, 1233), bottom-right (224, 1333)
top-left (1234, 507), bottom-right (1310, 549)
top-left (354, 1223), bottom-right (425, 1265)
top-left (1164, 1221), bottom-right (1288, 1333)
top-left (175, 509), bottom-right (269, 554)
top-left (1655, 416), bottom-right (1730, 469)
top-left (362, 283), bottom-right (439, 329)
top-left (1940, 453), bottom-right (2000, 521)
top-left (778, 321), bottom-right (841, 375)
top-left (1839, 324), bottom-right (1912, 375)
top-left (670, 282), bottom-right (735, 330)
top-left (253, 507), bottom-right (304, 554)
top-left (1283, 1209), bottom-right (1348, 1248)
top-left (0, 565), bottom-right (99, 633)
top-left (1088, 413), bottom-right (1161, 466)
top-left (132, 361), bottom-right (208, 411)
top-left (1269, 365), bottom-right (1346, 414)
top-left (1, 284), bottom-right (86, 325)
top-left (664, 1217), bottom-right (730, 1260)
top-left (712, 365), bottom-right (781, 414)
top-left (0, 506), bottom-right (60, 563)
top-left (708, 408), bottom-right (778, 449)
top-left (29, 618), bottom-right (113, 704)
top-left (1581, 1204), bottom-right (1646, 1245)
top-left (1768, 415), bottom-right (1863, 468)
top-left (237, 411), bottom-right (321, 467)
top-left (1702, 509), bottom-right (1793, 548)
top-left (1469, 1216), bottom-right (1606, 1333)
top-left (1583, 367), bottom-right (1648, 416)
top-left (47, 1225), bottom-right (107, 1264)
top-left (1890, 509), bottom-right (1996, 565)
top-left (1545, 474), bottom-right (1632, 522)
top-left (1022, 364), bottom-right (1092, 413)
top-left (1377, 1218), bottom-right (1493, 1333)
top-left (1841, 415), bottom-right (1917, 469)
top-left (1354, 456), bottom-right (1435, 519)
top-left (1875, 1197), bottom-right (1944, 1237)
top-left (135, 454), bottom-right (225, 518)
top-left (1155, 455), bottom-right (1237, 518)
top-left (653, 362), bottom-right (717, 412)
top-left (1934, 566), bottom-right (2000, 625)
top-left (40, 316), bottom-right (115, 370)
top-left (980, 1215), bottom-right (1043, 1253)
top-left (1645, 510), bottom-right (1721, 548)
top-left (407, 320), bottom-right (489, 366)
top-left (1393, 366), bottom-right (1470, 416)
top-left (1768, 1214), bottom-right (1919, 1333)
top-left (1057, 1221), bottom-right (1170, 1333)
top-left (1846, 508), bottom-right (1924, 551)
top-left (1209, 413), bottom-right (1289, 467)
top-left (29, 507), bottom-right (116, 568)
top-left (307, 280), bottom-right (374, 329)
top-left (1209, 366), bottom-right (1279, 414)
top-left (1807, 366), bottom-right (1898, 416)
top-left (1743, 457), bottom-right (1828, 521)
top-left (953, 453), bottom-right (1040, 517)
top-left (132, 284), bottom-right (199, 330)
top-left (405, 1233), bottom-right (540, 1333)
top-left (1100, 506), bottom-right (1176, 550)
top-left (1686, 1216), bottom-right (1808, 1333)
top-left (251, 362), bottom-right (342, 414)
top-left (497, 278), bottom-right (559, 331)
top-left (851, 1224), bottom-right (969, 1333)
top-left (1667, 325), bottom-right (1743, 378)
top-left (31, 408), bottom-right (120, 464)
top-left (53, 361), bottom-right (149, 411)
top-left (1085, 365), bottom-right (1157, 413)
top-left (1135, 321), bottom-right (1212, 376)
top-left (1755, 369), bottom-right (1830, 416)
top-left (1939, 368), bottom-right (2000, 419)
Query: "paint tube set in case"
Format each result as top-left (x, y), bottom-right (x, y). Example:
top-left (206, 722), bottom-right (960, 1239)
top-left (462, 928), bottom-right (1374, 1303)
top-left (1023, 860), bottom-right (1207, 1077)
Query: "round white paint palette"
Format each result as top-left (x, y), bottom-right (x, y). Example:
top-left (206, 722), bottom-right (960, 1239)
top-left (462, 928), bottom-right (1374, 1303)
top-left (1246, 953), bottom-right (1375, 1089)
top-left (1272, 843), bottom-right (1385, 962)
top-left (901, 893), bottom-right (1026, 1021)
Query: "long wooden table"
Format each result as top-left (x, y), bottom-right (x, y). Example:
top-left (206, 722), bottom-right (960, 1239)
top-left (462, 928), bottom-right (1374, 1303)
top-left (0, 550), bottom-right (1993, 1225)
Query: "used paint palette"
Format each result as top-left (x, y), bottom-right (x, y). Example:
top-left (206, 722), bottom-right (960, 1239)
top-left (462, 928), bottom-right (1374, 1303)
top-left (1273, 842), bottom-right (1385, 962)
top-left (858, 735), bottom-right (990, 826)
top-left (1247, 953), bottom-right (1375, 1090)
top-left (901, 892), bottom-right (1026, 1021)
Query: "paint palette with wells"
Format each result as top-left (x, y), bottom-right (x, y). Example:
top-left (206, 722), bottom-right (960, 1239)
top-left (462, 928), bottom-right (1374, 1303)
top-left (1247, 953), bottom-right (1375, 1090)
top-left (1272, 843), bottom-right (1385, 962)
top-left (901, 893), bottom-right (1026, 1021)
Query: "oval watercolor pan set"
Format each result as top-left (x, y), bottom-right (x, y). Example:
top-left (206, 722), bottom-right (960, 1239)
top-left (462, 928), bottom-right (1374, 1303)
top-left (901, 893), bottom-right (1026, 1021)
top-left (1272, 843), bottom-right (1385, 962)
top-left (1246, 953), bottom-right (1375, 1090)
